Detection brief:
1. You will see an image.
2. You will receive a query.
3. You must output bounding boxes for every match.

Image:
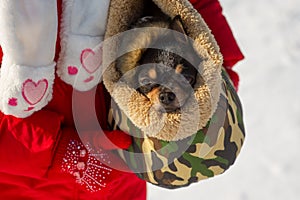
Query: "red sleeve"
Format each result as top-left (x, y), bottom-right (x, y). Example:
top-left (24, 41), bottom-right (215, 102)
top-left (189, 0), bottom-right (244, 67)
top-left (0, 46), bottom-right (3, 64)
top-left (189, 0), bottom-right (244, 89)
top-left (0, 110), bottom-right (64, 179)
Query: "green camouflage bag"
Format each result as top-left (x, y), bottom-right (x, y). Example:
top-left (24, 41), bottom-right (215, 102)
top-left (108, 69), bottom-right (245, 188)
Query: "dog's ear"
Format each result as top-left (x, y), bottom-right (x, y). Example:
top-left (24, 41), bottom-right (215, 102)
top-left (170, 15), bottom-right (189, 44)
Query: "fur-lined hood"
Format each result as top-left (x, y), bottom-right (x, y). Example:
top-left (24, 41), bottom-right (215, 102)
top-left (102, 0), bottom-right (223, 141)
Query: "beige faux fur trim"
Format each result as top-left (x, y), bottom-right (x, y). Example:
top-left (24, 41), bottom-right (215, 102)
top-left (103, 0), bottom-right (223, 141)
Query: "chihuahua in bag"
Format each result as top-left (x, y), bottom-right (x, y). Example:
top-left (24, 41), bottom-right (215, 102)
top-left (118, 15), bottom-right (201, 113)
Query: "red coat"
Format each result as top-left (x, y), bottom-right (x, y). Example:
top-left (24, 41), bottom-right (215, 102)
top-left (0, 0), bottom-right (244, 199)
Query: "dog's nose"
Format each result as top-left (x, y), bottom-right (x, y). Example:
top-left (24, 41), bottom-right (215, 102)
top-left (159, 92), bottom-right (176, 104)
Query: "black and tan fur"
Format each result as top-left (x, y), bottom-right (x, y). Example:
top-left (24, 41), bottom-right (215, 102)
top-left (117, 16), bottom-right (201, 112)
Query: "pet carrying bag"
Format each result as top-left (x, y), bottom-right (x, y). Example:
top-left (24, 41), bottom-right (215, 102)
top-left (102, 0), bottom-right (245, 188)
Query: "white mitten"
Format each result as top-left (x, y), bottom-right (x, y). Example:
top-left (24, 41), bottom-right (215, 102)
top-left (0, 0), bottom-right (57, 118)
top-left (57, 0), bottom-right (110, 91)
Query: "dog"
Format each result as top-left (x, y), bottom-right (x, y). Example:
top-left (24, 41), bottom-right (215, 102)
top-left (118, 15), bottom-right (201, 113)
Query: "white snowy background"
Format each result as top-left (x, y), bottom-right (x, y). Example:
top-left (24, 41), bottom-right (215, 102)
top-left (148, 0), bottom-right (300, 199)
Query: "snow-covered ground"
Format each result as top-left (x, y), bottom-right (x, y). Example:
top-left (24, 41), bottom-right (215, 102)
top-left (148, 0), bottom-right (300, 199)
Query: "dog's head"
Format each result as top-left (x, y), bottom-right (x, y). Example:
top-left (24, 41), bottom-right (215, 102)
top-left (135, 16), bottom-right (201, 113)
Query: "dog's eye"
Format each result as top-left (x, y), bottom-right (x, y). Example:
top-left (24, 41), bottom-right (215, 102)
top-left (139, 77), bottom-right (152, 85)
top-left (185, 76), bottom-right (195, 85)
top-left (138, 86), bottom-right (152, 94)
top-left (177, 75), bottom-right (195, 86)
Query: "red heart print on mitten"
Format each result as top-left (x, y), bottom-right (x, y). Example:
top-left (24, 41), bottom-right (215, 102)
top-left (22, 79), bottom-right (48, 105)
top-left (80, 47), bottom-right (103, 74)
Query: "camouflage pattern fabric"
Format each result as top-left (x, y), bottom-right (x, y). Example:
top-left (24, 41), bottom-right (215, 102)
top-left (109, 69), bottom-right (245, 189)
